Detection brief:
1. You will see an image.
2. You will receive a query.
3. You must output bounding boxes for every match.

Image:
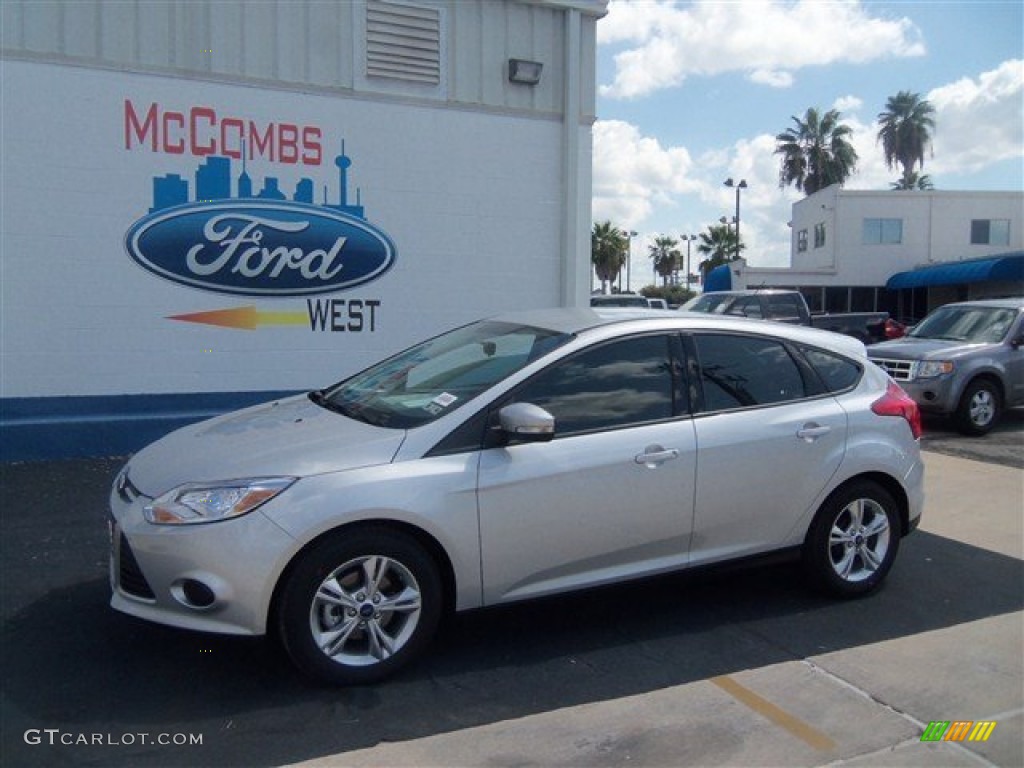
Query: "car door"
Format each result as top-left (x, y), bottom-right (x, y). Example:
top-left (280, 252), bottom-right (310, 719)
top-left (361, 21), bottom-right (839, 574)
top-left (688, 332), bottom-right (848, 565)
top-left (1002, 310), bottom-right (1024, 406)
top-left (477, 333), bottom-right (697, 605)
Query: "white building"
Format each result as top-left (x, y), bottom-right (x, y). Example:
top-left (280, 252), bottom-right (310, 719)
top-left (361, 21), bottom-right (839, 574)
top-left (721, 185), bottom-right (1024, 320)
top-left (0, 0), bottom-right (608, 459)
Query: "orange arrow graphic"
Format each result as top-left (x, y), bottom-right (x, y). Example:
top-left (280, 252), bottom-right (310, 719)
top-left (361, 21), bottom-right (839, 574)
top-left (168, 306), bottom-right (307, 330)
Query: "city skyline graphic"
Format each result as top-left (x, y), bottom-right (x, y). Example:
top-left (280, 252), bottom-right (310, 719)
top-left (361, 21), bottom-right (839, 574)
top-left (148, 139), bottom-right (366, 219)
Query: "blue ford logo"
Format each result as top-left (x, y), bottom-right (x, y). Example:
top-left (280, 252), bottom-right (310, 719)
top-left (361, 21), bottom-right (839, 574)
top-left (125, 202), bottom-right (396, 296)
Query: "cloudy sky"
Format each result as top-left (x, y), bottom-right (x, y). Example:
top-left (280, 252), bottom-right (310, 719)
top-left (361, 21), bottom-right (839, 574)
top-left (591, 0), bottom-right (1023, 286)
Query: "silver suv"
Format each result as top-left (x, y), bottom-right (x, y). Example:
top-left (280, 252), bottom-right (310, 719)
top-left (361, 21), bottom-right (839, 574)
top-left (869, 298), bottom-right (1024, 435)
top-left (111, 309), bottom-right (924, 684)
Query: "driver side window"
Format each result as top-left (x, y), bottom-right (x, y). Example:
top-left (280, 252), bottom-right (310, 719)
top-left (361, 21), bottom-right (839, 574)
top-left (510, 334), bottom-right (683, 436)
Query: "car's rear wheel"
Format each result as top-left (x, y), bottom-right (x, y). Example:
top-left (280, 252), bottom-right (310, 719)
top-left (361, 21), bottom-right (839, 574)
top-left (955, 378), bottom-right (1001, 436)
top-left (276, 527), bottom-right (442, 685)
top-left (803, 481), bottom-right (900, 597)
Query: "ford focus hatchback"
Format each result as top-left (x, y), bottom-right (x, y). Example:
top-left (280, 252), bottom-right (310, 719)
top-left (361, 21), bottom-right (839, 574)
top-left (110, 309), bottom-right (923, 684)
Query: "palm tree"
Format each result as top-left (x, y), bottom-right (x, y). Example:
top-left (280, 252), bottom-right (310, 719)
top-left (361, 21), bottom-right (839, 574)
top-left (775, 107), bottom-right (858, 195)
top-left (877, 91), bottom-right (936, 190)
top-left (647, 236), bottom-right (681, 286)
top-left (696, 223), bottom-right (742, 282)
top-left (889, 172), bottom-right (934, 191)
top-left (591, 221), bottom-right (627, 293)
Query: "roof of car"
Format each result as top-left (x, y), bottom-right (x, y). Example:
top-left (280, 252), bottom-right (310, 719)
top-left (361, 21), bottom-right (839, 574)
top-left (703, 289), bottom-right (795, 295)
top-left (485, 306), bottom-right (868, 359)
top-left (943, 297), bottom-right (1024, 310)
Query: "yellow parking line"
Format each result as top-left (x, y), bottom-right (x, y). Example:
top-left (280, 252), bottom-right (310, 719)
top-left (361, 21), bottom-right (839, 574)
top-left (711, 675), bottom-right (837, 752)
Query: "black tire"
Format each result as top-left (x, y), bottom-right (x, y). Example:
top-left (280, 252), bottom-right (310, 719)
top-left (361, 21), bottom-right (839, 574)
top-left (803, 481), bottom-right (900, 598)
top-left (955, 379), bottom-right (1001, 436)
top-left (276, 527), bottom-right (442, 685)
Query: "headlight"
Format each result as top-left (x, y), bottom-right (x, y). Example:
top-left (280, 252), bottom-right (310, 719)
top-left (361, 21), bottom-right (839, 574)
top-left (916, 360), bottom-right (954, 378)
top-left (144, 477), bottom-right (296, 525)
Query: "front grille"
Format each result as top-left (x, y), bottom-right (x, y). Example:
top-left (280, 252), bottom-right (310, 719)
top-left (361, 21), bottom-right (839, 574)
top-left (870, 357), bottom-right (914, 381)
top-left (118, 532), bottom-right (156, 600)
top-left (115, 469), bottom-right (142, 504)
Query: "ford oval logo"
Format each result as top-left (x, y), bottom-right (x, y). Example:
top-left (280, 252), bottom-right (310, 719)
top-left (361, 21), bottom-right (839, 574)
top-left (125, 202), bottom-right (396, 296)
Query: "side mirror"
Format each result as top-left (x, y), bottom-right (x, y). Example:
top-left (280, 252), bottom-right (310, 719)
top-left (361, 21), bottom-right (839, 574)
top-left (1011, 333), bottom-right (1024, 350)
top-left (498, 402), bottom-right (555, 443)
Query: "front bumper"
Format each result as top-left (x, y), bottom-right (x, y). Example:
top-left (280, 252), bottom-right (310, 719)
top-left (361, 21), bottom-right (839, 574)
top-left (868, 358), bottom-right (958, 415)
top-left (898, 376), bottom-right (959, 415)
top-left (109, 485), bottom-right (297, 636)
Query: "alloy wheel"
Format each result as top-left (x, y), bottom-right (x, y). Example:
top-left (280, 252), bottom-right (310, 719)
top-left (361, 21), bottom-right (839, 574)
top-left (827, 498), bottom-right (892, 583)
top-left (309, 555), bottom-right (423, 667)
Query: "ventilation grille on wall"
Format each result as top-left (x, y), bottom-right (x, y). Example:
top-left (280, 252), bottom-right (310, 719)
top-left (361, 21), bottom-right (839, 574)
top-left (366, 1), bottom-right (441, 85)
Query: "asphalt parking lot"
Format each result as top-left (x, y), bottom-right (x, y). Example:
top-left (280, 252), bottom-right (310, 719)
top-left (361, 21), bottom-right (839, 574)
top-left (1, 418), bottom-right (1021, 768)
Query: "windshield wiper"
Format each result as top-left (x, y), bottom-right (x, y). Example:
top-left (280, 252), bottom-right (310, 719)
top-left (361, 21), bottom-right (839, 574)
top-left (308, 389), bottom-right (348, 416)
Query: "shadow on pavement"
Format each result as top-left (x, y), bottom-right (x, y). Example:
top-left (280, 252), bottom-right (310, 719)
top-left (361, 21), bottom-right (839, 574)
top-left (2, 458), bottom-right (1022, 767)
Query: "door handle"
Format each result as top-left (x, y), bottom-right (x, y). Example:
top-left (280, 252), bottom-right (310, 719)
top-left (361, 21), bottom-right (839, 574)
top-left (796, 423), bottom-right (831, 442)
top-left (635, 446), bottom-right (680, 467)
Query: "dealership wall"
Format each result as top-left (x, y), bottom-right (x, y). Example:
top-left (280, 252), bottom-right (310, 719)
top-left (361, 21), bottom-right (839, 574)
top-left (0, 0), bottom-right (607, 460)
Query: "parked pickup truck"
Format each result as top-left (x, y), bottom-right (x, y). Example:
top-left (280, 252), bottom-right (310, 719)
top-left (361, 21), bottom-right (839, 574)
top-left (868, 298), bottom-right (1024, 435)
top-left (681, 289), bottom-right (903, 344)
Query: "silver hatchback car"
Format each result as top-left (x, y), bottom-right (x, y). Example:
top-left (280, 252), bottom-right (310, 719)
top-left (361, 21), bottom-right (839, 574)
top-left (110, 309), bottom-right (924, 684)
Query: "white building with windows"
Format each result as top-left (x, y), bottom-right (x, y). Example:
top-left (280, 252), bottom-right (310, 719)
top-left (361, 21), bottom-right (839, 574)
top-left (721, 185), bottom-right (1024, 321)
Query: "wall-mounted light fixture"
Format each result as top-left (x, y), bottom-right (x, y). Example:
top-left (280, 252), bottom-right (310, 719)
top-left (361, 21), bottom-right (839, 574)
top-left (508, 58), bottom-right (543, 85)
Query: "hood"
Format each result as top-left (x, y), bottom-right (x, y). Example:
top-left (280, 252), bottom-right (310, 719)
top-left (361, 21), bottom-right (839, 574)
top-left (126, 395), bottom-right (406, 496)
top-left (868, 336), bottom-right (987, 361)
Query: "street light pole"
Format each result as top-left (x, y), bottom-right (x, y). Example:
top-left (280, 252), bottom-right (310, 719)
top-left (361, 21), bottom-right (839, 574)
top-left (681, 234), bottom-right (696, 290)
top-left (627, 230), bottom-right (637, 292)
top-left (724, 178), bottom-right (747, 260)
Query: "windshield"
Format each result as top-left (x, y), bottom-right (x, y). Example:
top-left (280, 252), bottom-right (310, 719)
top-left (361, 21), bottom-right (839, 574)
top-left (316, 321), bottom-right (571, 429)
top-left (909, 306), bottom-right (1017, 343)
top-left (682, 294), bottom-right (733, 313)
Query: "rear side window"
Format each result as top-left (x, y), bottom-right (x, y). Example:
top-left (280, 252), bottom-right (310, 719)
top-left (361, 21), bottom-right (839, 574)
top-left (801, 347), bottom-right (863, 393)
top-left (766, 294), bottom-right (804, 321)
top-left (726, 296), bottom-right (763, 318)
top-left (694, 334), bottom-right (808, 411)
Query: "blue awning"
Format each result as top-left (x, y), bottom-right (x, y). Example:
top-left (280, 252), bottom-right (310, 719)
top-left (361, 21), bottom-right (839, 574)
top-left (886, 253), bottom-right (1024, 290)
top-left (704, 264), bottom-right (733, 292)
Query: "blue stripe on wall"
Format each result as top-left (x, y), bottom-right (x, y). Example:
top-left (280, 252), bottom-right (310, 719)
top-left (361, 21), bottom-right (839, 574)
top-left (1, 391), bottom-right (301, 462)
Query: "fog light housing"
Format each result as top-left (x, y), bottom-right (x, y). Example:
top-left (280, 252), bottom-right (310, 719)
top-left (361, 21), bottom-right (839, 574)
top-left (172, 578), bottom-right (217, 609)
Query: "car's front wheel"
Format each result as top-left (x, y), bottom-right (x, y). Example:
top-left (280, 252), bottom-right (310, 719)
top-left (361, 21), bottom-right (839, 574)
top-left (955, 378), bottom-right (1001, 436)
top-left (276, 527), bottom-right (442, 685)
top-left (803, 481), bottom-right (900, 597)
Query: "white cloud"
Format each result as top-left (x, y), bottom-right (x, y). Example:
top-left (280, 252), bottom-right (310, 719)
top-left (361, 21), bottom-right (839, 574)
top-left (927, 59), bottom-right (1024, 177)
top-left (594, 120), bottom-right (799, 270)
top-left (750, 69), bottom-right (794, 89)
top-left (833, 95), bottom-right (864, 114)
top-left (592, 119), bottom-right (698, 227)
top-left (599, 0), bottom-right (925, 99)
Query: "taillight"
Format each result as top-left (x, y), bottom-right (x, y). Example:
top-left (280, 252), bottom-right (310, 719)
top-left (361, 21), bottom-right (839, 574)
top-left (884, 319), bottom-right (906, 339)
top-left (872, 381), bottom-right (922, 439)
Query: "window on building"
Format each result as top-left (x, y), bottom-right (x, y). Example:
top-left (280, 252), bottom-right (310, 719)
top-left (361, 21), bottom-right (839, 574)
top-left (814, 222), bottom-right (826, 248)
top-left (797, 229), bottom-right (808, 252)
top-left (825, 286), bottom-right (849, 313)
top-left (862, 218), bottom-right (903, 244)
top-left (970, 219), bottom-right (1010, 246)
top-left (800, 287), bottom-right (824, 313)
top-left (850, 287), bottom-right (876, 312)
